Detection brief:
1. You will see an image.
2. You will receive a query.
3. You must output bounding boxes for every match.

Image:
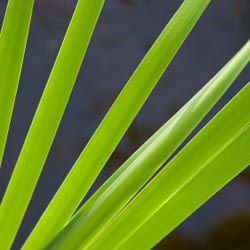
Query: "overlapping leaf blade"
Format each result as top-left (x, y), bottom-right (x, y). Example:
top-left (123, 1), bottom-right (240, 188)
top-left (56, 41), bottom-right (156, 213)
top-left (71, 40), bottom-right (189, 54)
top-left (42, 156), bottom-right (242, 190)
top-left (22, 1), bottom-right (211, 249)
top-left (73, 84), bottom-right (250, 250)
top-left (0, 1), bottom-right (248, 250)
top-left (42, 42), bottom-right (250, 249)
top-left (0, 1), bottom-right (104, 249)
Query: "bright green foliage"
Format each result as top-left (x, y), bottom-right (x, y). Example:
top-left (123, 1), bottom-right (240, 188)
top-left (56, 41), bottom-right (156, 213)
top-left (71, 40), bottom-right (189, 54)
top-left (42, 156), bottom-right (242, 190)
top-left (0, 1), bottom-right (104, 249)
top-left (22, 1), bottom-right (210, 248)
top-left (0, 0), bottom-right (34, 166)
top-left (33, 43), bottom-right (250, 250)
top-left (51, 84), bottom-right (250, 250)
top-left (0, 0), bottom-right (249, 250)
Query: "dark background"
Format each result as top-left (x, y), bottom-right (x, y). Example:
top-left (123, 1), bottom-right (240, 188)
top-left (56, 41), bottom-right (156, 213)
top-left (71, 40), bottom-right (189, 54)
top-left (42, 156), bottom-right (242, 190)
top-left (0, 0), bottom-right (250, 249)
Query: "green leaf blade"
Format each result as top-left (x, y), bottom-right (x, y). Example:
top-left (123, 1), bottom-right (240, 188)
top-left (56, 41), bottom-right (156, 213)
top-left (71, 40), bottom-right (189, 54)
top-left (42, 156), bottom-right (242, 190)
top-left (58, 84), bottom-right (250, 250)
top-left (23, 1), bottom-right (211, 249)
top-left (0, 0), bottom-right (34, 166)
top-left (44, 39), bottom-right (250, 249)
top-left (0, 1), bottom-right (104, 249)
top-left (116, 122), bottom-right (250, 250)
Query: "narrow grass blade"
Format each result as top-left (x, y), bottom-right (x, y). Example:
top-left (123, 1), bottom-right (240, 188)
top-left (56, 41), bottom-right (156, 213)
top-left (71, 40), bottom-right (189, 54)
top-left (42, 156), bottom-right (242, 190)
top-left (0, 1), bottom-right (104, 249)
top-left (43, 41), bottom-right (250, 249)
top-left (0, 0), bottom-right (34, 166)
top-left (73, 84), bottom-right (250, 250)
top-left (22, 1), bottom-right (211, 249)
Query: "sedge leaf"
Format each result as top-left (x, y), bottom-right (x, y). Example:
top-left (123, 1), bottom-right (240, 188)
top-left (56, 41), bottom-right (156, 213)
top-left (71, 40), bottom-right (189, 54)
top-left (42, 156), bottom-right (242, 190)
top-left (22, 1), bottom-right (211, 249)
top-left (44, 42), bottom-right (250, 249)
top-left (0, 1), bottom-right (104, 249)
top-left (0, 0), bottom-right (34, 166)
top-left (76, 84), bottom-right (250, 250)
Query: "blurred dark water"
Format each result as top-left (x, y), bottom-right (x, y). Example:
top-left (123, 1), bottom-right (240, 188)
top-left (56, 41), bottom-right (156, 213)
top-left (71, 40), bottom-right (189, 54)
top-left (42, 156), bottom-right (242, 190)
top-left (0, 0), bottom-right (249, 249)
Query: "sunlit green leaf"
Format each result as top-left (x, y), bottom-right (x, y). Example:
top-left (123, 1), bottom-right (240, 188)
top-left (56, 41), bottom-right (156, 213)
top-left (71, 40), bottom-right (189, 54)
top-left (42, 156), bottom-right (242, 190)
top-left (0, 1), bottom-right (104, 249)
top-left (0, 0), bottom-right (34, 166)
top-left (22, 1), bottom-right (211, 249)
top-left (73, 84), bottom-right (250, 250)
top-left (44, 44), bottom-right (250, 249)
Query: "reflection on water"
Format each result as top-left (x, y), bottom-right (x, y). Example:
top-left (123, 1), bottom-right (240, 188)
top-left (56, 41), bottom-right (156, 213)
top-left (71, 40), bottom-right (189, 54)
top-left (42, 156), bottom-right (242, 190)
top-left (0, 0), bottom-right (249, 249)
